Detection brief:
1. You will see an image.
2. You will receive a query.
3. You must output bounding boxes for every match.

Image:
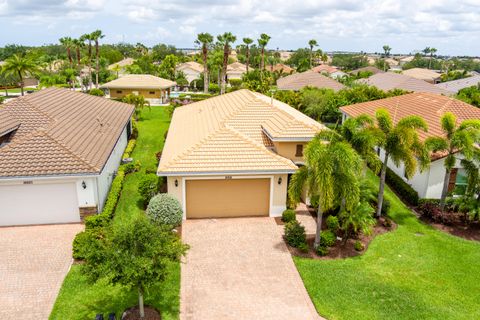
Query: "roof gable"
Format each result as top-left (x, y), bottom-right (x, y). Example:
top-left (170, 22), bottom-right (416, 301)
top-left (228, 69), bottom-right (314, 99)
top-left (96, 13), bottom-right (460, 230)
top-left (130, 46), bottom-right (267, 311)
top-left (277, 71), bottom-right (345, 91)
top-left (101, 74), bottom-right (176, 89)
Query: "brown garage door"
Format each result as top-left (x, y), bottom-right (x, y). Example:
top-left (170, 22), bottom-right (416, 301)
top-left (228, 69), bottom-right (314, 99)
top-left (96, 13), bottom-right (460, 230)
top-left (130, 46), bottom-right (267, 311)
top-left (186, 178), bottom-right (270, 218)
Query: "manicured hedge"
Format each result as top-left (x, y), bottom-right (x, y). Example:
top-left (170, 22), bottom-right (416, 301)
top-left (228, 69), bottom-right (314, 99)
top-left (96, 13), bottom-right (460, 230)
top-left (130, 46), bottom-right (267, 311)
top-left (385, 167), bottom-right (419, 206)
top-left (122, 139), bottom-right (137, 159)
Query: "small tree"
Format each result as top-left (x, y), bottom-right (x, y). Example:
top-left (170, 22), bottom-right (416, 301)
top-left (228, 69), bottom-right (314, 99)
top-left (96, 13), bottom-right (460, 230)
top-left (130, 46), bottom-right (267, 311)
top-left (82, 216), bottom-right (188, 319)
top-left (123, 94), bottom-right (151, 120)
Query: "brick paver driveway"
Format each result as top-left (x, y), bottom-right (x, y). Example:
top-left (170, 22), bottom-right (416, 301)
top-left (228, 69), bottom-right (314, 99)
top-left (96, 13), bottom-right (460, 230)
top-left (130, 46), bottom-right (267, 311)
top-left (0, 224), bottom-right (83, 319)
top-left (181, 218), bottom-right (322, 320)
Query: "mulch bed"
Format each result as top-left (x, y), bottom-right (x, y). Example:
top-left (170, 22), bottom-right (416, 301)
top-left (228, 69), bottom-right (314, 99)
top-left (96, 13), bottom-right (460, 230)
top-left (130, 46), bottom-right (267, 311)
top-left (122, 306), bottom-right (161, 320)
top-left (287, 218), bottom-right (396, 260)
top-left (420, 217), bottom-right (480, 242)
top-left (274, 217), bottom-right (285, 226)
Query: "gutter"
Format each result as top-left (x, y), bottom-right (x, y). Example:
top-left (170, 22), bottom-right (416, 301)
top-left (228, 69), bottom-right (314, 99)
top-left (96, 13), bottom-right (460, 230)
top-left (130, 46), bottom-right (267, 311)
top-left (157, 169), bottom-right (297, 177)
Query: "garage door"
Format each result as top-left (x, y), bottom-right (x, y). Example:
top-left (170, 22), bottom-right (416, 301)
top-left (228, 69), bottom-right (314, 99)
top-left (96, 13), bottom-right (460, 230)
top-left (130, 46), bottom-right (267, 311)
top-left (0, 183), bottom-right (80, 226)
top-left (186, 178), bottom-right (270, 218)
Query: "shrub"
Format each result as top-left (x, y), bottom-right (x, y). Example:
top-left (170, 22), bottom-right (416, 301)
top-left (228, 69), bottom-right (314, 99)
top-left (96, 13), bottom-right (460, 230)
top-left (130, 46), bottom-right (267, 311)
top-left (0, 96), bottom-right (5, 104)
top-left (284, 220), bottom-right (306, 248)
top-left (354, 240), bottom-right (364, 251)
top-left (229, 79), bottom-right (243, 88)
top-left (84, 213), bottom-right (109, 230)
top-left (320, 230), bottom-right (336, 247)
top-left (208, 83), bottom-right (220, 94)
top-left (72, 229), bottom-right (104, 260)
top-left (282, 209), bottom-right (296, 223)
top-left (131, 120), bottom-right (139, 139)
top-left (122, 139), bottom-right (137, 159)
top-left (101, 168), bottom-right (126, 220)
top-left (417, 202), bottom-right (442, 221)
top-left (88, 88), bottom-right (105, 96)
top-left (381, 199), bottom-right (391, 216)
top-left (123, 161), bottom-right (141, 174)
top-left (385, 168), bottom-right (419, 206)
top-left (298, 242), bottom-right (309, 253)
top-left (316, 245), bottom-right (328, 256)
top-left (146, 193), bottom-right (183, 226)
top-left (326, 215), bottom-right (339, 232)
top-left (139, 174), bottom-right (160, 206)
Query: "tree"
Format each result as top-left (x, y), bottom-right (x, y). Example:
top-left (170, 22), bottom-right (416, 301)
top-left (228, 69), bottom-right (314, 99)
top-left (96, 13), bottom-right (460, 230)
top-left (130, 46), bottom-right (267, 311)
top-left (158, 54), bottom-right (178, 80)
top-left (217, 32), bottom-right (236, 95)
top-left (2, 54), bottom-right (39, 96)
top-left (288, 131), bottom-right (362, 248)
top-left (425, 112), bottom-right (480, 210)
top-left (422, 47), bottom-right (431, 57)
top-left (91, 30), bottom-right (105, 88)
top-left (195, 33), bottom-right (214, 94)
top-left (429, 47), bottom-right (437, 69)
top-left (308, 39), bottom-right (318, 68)
top-left (123, 94), bottom-right (151, 120)
top-left (243, 37), bottom-right (253, 72)
top-left (80, 33), bottom-right (94, 89)
top-left (82, 216), bottom-right (188, 319)
top-left (257, 33), bottom-right (271, 71)
top-left (374, 109), bottom-right (430, 217)
top-left (382, 45), bottom-right (391, 58)
top-left (0, 66), bottom-right (17, 96)
top-left (72, 38), bottom-right (84, 66)
top-left (59, 37), bottom-right (74, 66)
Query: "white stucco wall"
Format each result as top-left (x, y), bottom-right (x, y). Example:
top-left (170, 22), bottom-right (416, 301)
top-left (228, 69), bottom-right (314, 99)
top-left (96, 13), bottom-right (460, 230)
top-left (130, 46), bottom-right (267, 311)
top-left (179, 68), bottom-right (201, 84)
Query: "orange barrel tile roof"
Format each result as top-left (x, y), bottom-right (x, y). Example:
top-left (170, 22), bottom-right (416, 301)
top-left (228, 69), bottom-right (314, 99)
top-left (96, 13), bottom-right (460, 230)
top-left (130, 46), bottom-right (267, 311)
top-left (276, 71), bottom-right (345, 91)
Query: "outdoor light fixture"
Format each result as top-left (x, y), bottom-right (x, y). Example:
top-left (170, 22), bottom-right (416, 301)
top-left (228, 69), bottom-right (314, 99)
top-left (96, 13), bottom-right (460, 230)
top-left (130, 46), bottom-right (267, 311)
top-left (175, 179), bottom-right (178, 187)
top-left (81, 181), bottom-right (87, 189)
top-left (278, 177), bottom-right (282, 185)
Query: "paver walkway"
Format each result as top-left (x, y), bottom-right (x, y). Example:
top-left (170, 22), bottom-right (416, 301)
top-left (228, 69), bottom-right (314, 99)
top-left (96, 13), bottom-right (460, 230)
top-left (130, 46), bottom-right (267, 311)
top-left (181, 217), bottom-right (322, 320)
top-left (0, 224), bottom-right (83, 320)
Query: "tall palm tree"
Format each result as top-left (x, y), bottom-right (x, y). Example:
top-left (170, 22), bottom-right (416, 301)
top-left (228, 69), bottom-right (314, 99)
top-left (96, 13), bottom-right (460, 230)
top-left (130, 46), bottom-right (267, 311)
top-left (308, 39), bottom-right (318, 68)
top-left (217, 32), bottom-right (236, 95)
top-left (425, 112), bottom-right (480, 210)
top-left (257, 33), bottom-right (271, 71)
top-left (59, 37), bottom-right (74, 67)
top-left (72, 38), bottom-right (84, 66)
top-left (195, 33), bottom-right (214, 94)
top-left (382, 45), bottom-right (391, 57)
top-left (422, 47), bottom-right (431, 57)
top-left (374, 109), bottom-right (430, 217)
top-left (243, 37), bottom-right (253, 72)
top-left (80, 33), bottom-right (94, 90)
top-left (289, 131), bottom-right (362, 248)
top-left (0, 66), bottom-right (17, 97)
top-left (91, 30), bottom-right (105, 88)
top-left (2, 54), bottom-right (39, 96)
top-left (429, 47), bottom-right (437, 69)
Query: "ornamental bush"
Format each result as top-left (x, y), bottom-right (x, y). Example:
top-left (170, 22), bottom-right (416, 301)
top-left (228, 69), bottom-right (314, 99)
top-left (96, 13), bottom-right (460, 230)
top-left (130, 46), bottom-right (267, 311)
top-left (284, 220), bottom-right (306, 248)
top-left (320, 230), bottom-right (336, 247)
top-left (354, 240), bottom-right (364, 251)
top-left (326, 215), bottom-right (339, 233)
top-left (122, 139), bottom-right (137, 159)
top-left (385, 168), bottom-right (419, 206)
top-left (88, 88), bottom-right (105, 96)
top-left (281, 209), bottom-right (296, 223)
top-left (146, 193), bottom-right (183, 227)
top-left (139, 174), bottom-right (160, 206)
top-left (316, 245), bottom-right (328, 256)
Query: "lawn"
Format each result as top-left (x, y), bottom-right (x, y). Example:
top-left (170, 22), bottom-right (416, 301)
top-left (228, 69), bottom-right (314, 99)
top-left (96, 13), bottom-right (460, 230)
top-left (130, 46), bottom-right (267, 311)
top-left (1, 87), bottom-right (38, 94)
top-left (49, 107), bottom-right (178, 320)
top-left (295, 171), bottom-right (480, 320)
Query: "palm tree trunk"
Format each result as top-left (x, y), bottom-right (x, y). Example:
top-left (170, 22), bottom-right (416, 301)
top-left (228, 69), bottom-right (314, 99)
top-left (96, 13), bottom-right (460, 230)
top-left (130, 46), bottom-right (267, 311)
top-left (95, 41), bottom-right (100, 89)
top-left (376, 152), bottom-right (389, 218)
top-left (261, 48), bottom-right (265, 70)
top-left (221, 44), bottom-right (228, 95)
top-left (203, 48), bottom-right (208, 94)
top-left (440, 168), bottom-right (451, 211)
top-left (138, 286), bottom-right (145, 318)
top-left (310, 47), bottom-right (313, 68)
top-left (246, 47), bottom-right (250, 72)
top-left (67, 48), bottom-right (72, 67)
top-left (340, 197), bottom-right (346, 213)
top-left (18, 72), bottom-right (24, 96)
top-left (314, 201), bottom-right (324, 249)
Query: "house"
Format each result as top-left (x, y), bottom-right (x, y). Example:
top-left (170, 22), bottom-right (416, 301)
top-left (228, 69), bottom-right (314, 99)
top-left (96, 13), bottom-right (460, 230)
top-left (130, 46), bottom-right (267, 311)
top-left (399, 56), bottom-right (415, 66)
top-left (340, 92), bottom-right (480, 199)
top-left (311, 64), bottom-right (347, 79)
top-left (349, 66), bottom-right (385, 76)
top-left (157, 89), bottom-right (325, 219)
top-left (266, 63), bottom-right (295, 75)
top-left (357, 72), bottom-right (452, 95)
top-left (0, 88), bottom-right (134, 226)
top-left (384, 58), bottom-right (399, 67)
top-left (226, 62), bottom-right (248, 81)
top-left (402, 68), bottom-right (442, 84)
top-left (277, 71), bottom-right (345, 91)
top-left (101, 74), bottom-right (176, 104)
top-left (176, 61), bottom-right (204, 85)
top-left (435, 75), bottom-right (480, 93)
top-left (278, 51), bottom-right (293, 61)
top-left (107, 58), bottom-right (135, 77)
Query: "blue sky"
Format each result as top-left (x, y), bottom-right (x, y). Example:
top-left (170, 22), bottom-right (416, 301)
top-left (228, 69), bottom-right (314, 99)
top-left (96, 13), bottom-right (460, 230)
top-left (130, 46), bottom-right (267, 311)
top-left (0, 0), bottom-right (479, 56)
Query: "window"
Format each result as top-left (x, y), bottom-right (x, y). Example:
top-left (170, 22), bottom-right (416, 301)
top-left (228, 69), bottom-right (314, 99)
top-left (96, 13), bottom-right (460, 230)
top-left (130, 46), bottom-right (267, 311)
top-left (116, 90), bottom-right (123, 94)
top-left (295, 144), bottom-right (303, 157)
top-left (376, 147), bottom-right (381, 156)
top-left (149, 91), bottom-right (155, 95)
top-left (453, 169), bottom-right (468, 195)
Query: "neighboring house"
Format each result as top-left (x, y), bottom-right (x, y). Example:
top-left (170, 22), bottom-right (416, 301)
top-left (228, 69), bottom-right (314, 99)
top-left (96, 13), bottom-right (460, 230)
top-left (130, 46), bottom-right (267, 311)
top-left (266, 63), bottom-right (295, 75)
top-left (435, 75), bottom-right (480, 93)
top-left (357, 72), bottom-right (452, 95)
top-left (157, 89), bottom-right (326, 219)
top-left (107, 58), bottom-right (135, 77)
top-left (226, 62), bottom-right (248, 81)
top-left (399, 55), bottom-right (415, 66)
top-left (384, 58), bottom-right (399, 67)
top-left (402, 68), bottom-right (442, 84)
top-left (176, 61), bottom-right (204, 85)
top-left (0, 88), bottom-right (134, 226)
top-left (278, 51), bottom-right (293, 61)
top-left (349, 66), bottom-right (385, 76)
top-left (311, 64), bottom-right (347, 79)
top-left (340, 92), bottom-right (480, 199)
top-left (277, 71), bottom-right (345, 91)
top-left (101, 74), bottom-right (176, 104)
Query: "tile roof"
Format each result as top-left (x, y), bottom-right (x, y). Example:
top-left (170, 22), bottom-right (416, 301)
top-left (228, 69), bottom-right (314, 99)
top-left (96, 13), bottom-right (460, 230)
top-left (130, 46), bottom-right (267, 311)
top-left (101, 74), bottom-right (176, 90)
top-left (349, 66), bottom-right (385, 75)
top-left (177, 61), bottom-right (204, 73)
top-left (0, 88), bottom-right (134, 178)
top-left (357, 72), bottom-right (452, 95)
top-left (340, 92), bottom-right (480, 142)
top-left (266, 63), bottom-right (295, 74)
top-left (435, 75), bottom-right (480, 93)
top-left (107, 58), bottom-right (135, 70)
top-left (0, 111), bottom-right (20, 136)
top-left (158, 89), bottom-right (326, 175)
top-left (227, 62), bottom-right (247, 72)
top-left (277, 71), bottom-right (345, 91)
top-left (311, 65), bottom-right (339, 74)
top-left (402, 68), bottom-right (442, 82)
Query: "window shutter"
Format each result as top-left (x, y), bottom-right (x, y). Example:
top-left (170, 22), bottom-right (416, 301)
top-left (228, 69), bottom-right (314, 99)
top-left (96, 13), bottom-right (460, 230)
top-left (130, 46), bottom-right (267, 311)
top-left (448, 168), bottom-right (458, 192)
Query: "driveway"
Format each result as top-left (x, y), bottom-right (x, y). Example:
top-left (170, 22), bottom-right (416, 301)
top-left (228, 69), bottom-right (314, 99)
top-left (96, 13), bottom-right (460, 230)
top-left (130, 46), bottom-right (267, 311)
top-left (181, 217), bottom-right (322, 320)
top-left (0, 224), bottom-right (83, 319)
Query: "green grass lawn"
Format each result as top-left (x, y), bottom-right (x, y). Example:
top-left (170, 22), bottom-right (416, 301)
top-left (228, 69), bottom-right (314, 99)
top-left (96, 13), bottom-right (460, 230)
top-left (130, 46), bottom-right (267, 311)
top-left (295, 171), bottom-right (480, 320)
top-left (1, 87), bottom-right (38, 94)
top-left (49, 107), bottom-right (178, 320)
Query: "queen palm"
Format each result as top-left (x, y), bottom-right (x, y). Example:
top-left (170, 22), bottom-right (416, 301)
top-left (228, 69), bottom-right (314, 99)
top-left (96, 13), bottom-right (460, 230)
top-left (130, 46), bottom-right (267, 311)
top-left (257, 33), bottom-right (271, 70)
top-left (59, 37), bottom-right (74, 67)
top-left (308, 39), bottom-right (318, 68)
top-left (72, 38), bottom-right (84, 66)
top-left (429, 47), bottom-right (437, 69)
top-left (243, 37), bottom-right (253, 72)
top-left (425, 112), bottom-right (480, 210)
top-left (91, 30), bottom-right (105, 88)
top-left (217, 32), bottom-right (236, 95)
top-left (80, 33), bottom-right (94, 90)
top-left (289, 131), bottom-right (362, 248)
top-left (195, 33), bottom-right (214, 94)
top-left (2, 54), bottom-right (39, 96)
top-left (374, 109), bottom-right (430, 217)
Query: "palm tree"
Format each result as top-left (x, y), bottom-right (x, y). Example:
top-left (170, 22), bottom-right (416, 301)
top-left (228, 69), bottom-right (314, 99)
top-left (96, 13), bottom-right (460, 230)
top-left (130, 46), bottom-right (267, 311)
top-left (257, 33), bottom-right (271, 70)
top-left (382, 45), bottom-right (391, 57)
top-left (80, 33), bottom-right (94, 90)
top-left (243, 37), bottom-right (253, 72)
top-left (123, 94), bottom-right (151, 121)
top-left (0, 66), bottom-right (17, 97)
top-left (289, 131), bottom-right (362, 248)
top-left (195, 33), bottom-right (214, 94)
top-left (374, 109), bottom-right (430, 217)
top-left (91, 30), bottom-right (105, 88)
top-left (2, 54), bottom-right (39, 96)
top-left (72, 38), bottom-right (84, 66)
top-left (308, 39), bottom-right (318, 68)
top-left (429, 48), bottom-right (437, 69)
top-left (422, 47), bottom-right (431, 57)
top-left (425, 112), bottom-right (480, 210)
top-left (217, 32), bottom-right (236, 95)
top-left (59, 37), bottom-right (74, 66)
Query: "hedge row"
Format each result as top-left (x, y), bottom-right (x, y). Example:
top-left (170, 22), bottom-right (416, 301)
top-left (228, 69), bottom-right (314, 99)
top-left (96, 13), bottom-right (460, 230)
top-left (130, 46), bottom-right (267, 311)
top-left (385, 167), bottom-right (419, 206)
top-left (122, 139), bottom-right (136, 159)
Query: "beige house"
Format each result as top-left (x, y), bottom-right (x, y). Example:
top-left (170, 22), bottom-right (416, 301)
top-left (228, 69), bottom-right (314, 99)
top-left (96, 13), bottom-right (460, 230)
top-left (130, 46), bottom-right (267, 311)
top-left (176, 61), bottom-right (204, 85)
top-left (107, 58), bottom-right (135, 77)
top-left (266, 63), bottom-right (295, 74)
top-left (157, 89), bottom-right (325, 219)
top-left (402, 68), bottom-right (442, 84)
top-left (101, 74), bottom-right (176, 104)
top-left (277, 71), bottom-right (345, 91)
top-left (226, 62), bottom-right (248, 80)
